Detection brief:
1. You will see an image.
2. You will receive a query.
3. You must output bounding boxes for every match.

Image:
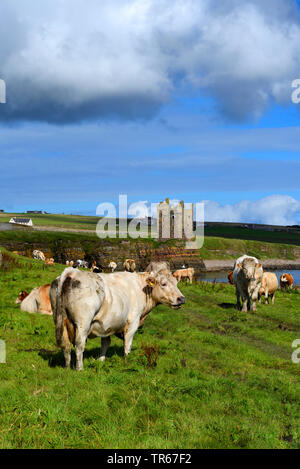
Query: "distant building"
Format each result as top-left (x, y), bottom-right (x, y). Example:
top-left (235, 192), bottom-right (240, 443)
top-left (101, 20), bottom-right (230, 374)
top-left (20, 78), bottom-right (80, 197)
top-left (26, 210), bottom-right (45, 214)
top-left (9, 217), bottom-right (33, 227)
top-left (157, 198), bottom-right (193, 240)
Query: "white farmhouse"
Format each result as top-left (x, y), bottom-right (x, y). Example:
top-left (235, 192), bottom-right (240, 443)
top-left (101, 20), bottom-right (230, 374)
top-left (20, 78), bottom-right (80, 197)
top-left (9, 217), bottom-right (33, 227)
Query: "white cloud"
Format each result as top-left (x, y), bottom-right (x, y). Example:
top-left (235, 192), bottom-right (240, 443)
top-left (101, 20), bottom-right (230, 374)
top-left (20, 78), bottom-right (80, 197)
top-left (1, 0), bottom-right (300, 122)
top-left (203, 195), bottom-right (300, 225)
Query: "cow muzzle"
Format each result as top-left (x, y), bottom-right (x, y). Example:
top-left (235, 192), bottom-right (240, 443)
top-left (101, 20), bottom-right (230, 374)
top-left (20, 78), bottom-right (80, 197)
top-left (172, 296), bottom-right (186, 309)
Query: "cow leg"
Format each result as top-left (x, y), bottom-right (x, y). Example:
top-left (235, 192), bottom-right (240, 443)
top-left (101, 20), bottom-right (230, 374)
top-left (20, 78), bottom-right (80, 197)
top-left (236, 290), bottom-right (241, 310)
top-left (124, 317), bottom-right (140, 362)
top-left (265, 288), bottom-right (269, 304)
top-left (242, 297), bottom-right (248, 312)
top-left (61, 327), bottom-right (72, 368)
top-left (251, 287), bottom-right (260, 312)
top-left (63, 347), bottom-right (71, 368)
top-left (99, 336), bottom-right (111, 362)
top-left (75, 327), bottom-right (88, 371)
top-left (258, 293), bottom-right (261, 304)
top-left (271, 293), bottom-right (275, 304)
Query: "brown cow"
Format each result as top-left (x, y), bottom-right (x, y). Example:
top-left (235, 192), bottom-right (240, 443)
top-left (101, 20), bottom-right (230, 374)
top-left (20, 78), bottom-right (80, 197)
top-left (280, 273), bottom-right (294, 290)
top-left (15, 290), bottom-right (29, 303)
top-left (15, 284), bottom-right (52, 315)
top-left (173, 267), bottom-right (194, 284)
top-left (228, 271), bottom-right (234, 285)
top-left (45, 258), bottom-right (55, 265)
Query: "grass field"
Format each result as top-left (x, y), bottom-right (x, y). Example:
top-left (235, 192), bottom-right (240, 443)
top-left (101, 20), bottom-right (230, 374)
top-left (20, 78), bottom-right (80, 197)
top-left (204, 225), bottom-right (300, 247)
top-left (0, 213), bottom-right (99, 231)
top-left (0, 249), bottom-right (300, 449)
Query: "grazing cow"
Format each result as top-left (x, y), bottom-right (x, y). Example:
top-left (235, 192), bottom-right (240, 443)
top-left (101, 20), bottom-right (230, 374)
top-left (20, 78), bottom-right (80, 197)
top-left (233, 256), bottom-right (263, 312)
top-left (233, 254), bottom-right (258, 270)
top-left (73, 259), bottom-right (89, 269)
top-left (123, 259), bottom-right (136, 272)
top-left (32, 250), bottom-right (46, 261)
top-left (108, 261), bottom-right (117, 272)
top-left (173, 267), bottom-right (194, 284)
top-left (146, 261), bottom-right (170, 273)
top-left (50, 268), bottom-right (185, 370)
top-left (228, 271), bottom-right (234, 285)
top-left (45, 258), bottom-right (55, 265)
top-left (90, 261), bottom-right (103, 274)
top-left (258, 272), bottom-right (278, 304)
top-left (280, 273), bottom-right (294, 290)
top-left (16, 284), bottom-right (52, 315)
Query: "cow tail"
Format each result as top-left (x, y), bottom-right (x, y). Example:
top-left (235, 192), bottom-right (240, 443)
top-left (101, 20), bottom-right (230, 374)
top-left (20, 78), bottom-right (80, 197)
top-left (52, 269), bottom-right (73, 347)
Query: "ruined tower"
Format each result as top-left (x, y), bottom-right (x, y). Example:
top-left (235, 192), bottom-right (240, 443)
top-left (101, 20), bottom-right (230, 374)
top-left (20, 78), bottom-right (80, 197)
top-left (157, 198), bottom-right (194, 240)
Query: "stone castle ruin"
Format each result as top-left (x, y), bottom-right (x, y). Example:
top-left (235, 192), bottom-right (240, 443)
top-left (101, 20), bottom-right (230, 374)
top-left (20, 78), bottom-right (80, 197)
top-left (157, 198), bottom-right (194, 241)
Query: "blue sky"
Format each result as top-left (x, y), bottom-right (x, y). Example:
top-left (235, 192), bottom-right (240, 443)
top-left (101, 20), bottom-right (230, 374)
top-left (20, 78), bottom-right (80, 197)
top-left (1, 0), bottom-right (300, 224)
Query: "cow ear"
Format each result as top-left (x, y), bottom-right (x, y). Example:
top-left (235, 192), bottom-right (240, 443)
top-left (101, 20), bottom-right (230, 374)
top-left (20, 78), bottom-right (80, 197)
top-left (236, 263), bottom-right (242, 269)
top-left (257, 263), bottom-right (262, 268)
top-left (146, 274), bottom-right (156, 287)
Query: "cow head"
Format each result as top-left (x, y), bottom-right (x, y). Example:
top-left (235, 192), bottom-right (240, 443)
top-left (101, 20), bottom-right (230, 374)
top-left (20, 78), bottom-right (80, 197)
top-left (237, 259), bottom-right (262, 281)
top-left (15, 290), bottom-right (29, 304)
top-left (280, 274), bottom-right (288, 283)
top-left (145, 270), bottom-right (185, 309)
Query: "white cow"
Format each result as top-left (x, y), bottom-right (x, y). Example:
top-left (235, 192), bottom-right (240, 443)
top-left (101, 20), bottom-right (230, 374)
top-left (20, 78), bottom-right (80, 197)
top-left (50, 268), bottom-right (185, 370)
top-left (233, 255), bottom-right (263, 312)
top-left (108, 261), bottom-right (117, 272)
top-left (32, 250), bottom-right (46, 261)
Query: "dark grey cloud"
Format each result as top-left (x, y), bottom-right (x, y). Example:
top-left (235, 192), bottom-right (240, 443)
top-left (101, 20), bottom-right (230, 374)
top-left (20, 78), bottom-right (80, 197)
top-left (0, 0), bottom-right (300, 123)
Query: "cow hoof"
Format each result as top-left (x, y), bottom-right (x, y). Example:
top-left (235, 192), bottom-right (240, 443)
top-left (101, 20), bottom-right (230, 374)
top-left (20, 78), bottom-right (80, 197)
top-left (98, 356), bottom-right (106, 362)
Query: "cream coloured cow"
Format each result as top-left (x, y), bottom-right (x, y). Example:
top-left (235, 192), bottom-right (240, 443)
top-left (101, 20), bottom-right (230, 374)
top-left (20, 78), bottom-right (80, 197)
top-left (258, 272), bottom-right (278, 304)
top-left (233, 255), bottom-right (263, 312)
top-left (50, 267), bottom-right (185, 370)
top-left (16, 284), bottom-right (52, 315)
top-left (173, 267), bottom-right (194, 284)
top-left (146, 261), bottom-right (170, 273)
top-left (123, 259), bottom-right (136, 272)
top-left (108, 261), bottom-right (117, 272)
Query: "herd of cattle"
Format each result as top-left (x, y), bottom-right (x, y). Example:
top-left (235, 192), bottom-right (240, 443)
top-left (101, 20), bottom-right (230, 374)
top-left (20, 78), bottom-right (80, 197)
top-left (12, 250), bottom-right (296, 370)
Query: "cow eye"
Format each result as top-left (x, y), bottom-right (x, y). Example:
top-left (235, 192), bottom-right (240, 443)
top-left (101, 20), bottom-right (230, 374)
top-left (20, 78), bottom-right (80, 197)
top-left (161, 282), bottom-right (167, 287)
